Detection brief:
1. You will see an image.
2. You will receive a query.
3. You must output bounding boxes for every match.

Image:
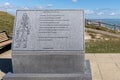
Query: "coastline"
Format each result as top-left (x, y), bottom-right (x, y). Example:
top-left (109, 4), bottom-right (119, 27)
top-left (90, 19), bottom-right (120, 30)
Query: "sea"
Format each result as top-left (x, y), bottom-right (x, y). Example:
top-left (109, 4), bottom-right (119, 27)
top-left (91, 19), bottom-right (120, 30)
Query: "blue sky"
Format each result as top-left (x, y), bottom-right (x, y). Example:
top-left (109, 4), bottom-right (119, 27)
top-left (0, 0), bottom-right (120, 19)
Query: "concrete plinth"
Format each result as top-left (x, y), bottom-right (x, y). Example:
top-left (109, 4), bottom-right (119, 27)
top-left (3, 61), bottom-right (92, 80)
top-left (12, 51), bottom-right (85, 73)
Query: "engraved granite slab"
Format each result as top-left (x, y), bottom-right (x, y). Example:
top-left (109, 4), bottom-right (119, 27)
top-left (13, 10), bottom-right (84, 51)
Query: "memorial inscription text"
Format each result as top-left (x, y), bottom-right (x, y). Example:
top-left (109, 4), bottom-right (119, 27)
top-left (13, 10), bottom-right (84, 51)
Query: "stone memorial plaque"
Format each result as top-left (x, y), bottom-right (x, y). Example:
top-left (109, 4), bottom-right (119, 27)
top-left (13, 10), bottom-right (84, 51)
top-left (3, 10), bottom-right (92, 80)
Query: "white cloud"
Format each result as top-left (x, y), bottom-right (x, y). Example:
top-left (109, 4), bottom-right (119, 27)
top-left (0, 2), bottom-right (19, 14)
top-left (47, 4), bottom-right (53, 7)
top-left (85, 9), bottom-right (94, 14)
top-left (95, 8), bottom-right (119, 16)
top-left (85, 8), bottom-right (120, 18)
top-left (109, 12), bottom-right (116, 15)
top-left (45, 4), bottom-right (53, 8)
top-left (34, 4), bottom-right (53, 9)
top-left (23, 7), bottom-right (29, 10)
top-left (33, 6), bottom-right (43, 9)
top-left (97, 12), bottom-right (104, 15)
top-left (72, 0), bottom-right (77, 2)
top-left (37, 6), bottom-right (43, 9)
top-left (0, 2), bottom-right (16, 10)
top-left (4, 2), bottom-right (10, 6)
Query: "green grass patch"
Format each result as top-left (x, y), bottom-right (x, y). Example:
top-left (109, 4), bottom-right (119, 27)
top-left (85, 39), bottom-right (120, 53)
top-left (85, 24), bottom-right (120, 34)
top-left (0, 11), bottom-right (14, 36)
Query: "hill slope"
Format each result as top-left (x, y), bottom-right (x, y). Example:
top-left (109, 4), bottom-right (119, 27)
top-left (0, 11), bottom-right (14, 36)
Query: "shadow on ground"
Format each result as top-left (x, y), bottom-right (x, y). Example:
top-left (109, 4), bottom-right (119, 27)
top-left (0, 59), bottom-right (13, 73)
top-left (0, 44), bottom-right (11, 54)
top-left (86, 60), bottom-right (92, 73)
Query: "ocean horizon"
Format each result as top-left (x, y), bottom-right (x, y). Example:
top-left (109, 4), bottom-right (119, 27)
top-left (90, 19), bottom-right (120, 30)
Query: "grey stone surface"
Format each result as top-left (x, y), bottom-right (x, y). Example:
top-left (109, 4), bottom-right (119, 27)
top-left (3, 61), bottom-right (92, 80)
top-left (12, 10), bottom-right (84, 51)
top-left (12, 52), bottom-right (85, 73)
top-left (3, 74), bottom-right (84, 80)
top-left (11, 10), bottom-right (85, 74)
top-left (12, 50), bottom-right (84, 55)
top-left (3, 10), bottom-right (92, 80)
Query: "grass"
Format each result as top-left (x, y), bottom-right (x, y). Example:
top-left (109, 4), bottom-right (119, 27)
top-left (85, 24), bottom-right (120, 34)
top-left (85, 24), bottom-right (120, 53)
top-left (85, 31), bottom-right (120, 53)
top-left (0, 11), bottom-right (14, 36)
top-left (85, 39), bottom-right (120, 53)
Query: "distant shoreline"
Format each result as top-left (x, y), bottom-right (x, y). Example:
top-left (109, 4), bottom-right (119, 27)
top-left (89, 19), bottom-right (120, 30)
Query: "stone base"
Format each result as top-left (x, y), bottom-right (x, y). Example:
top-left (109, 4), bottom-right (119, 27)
top-left (3, 73), bottom-right (91, 80)
top-left (3, 61), bottom-right (92, 80)
top-left (12, 51), bottom-right (85, 73)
